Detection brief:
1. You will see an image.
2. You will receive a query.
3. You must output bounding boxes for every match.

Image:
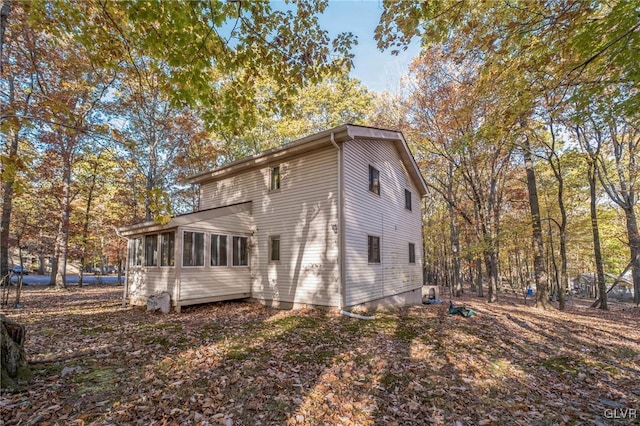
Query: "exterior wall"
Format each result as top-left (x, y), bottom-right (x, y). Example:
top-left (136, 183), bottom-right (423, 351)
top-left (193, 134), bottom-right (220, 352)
top-left (127, 267), bottom-right (176, 306)
top-left (125, 208), bottom-right (253, 308)
top-left (200, 146), bottom-right (340, 307)
top-left (342, 138), bottom-right (423, 307)
top-left (176, 211), bottom-right (253, 304)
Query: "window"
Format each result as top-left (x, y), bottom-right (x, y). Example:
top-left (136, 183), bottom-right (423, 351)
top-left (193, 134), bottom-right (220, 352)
top-left (368, 165), bottom-right (380, 195)
top-left (270, 165), bottom-right (280, 191)
top-left (232, 236), bottom-right (249, 266)
top-left (368, 235), bottom-right (380, 263)
top-left (405, 189), bottom-right (412, 211)
top-left (211, 234), bottom-right (228, 266)
top-left (183, 231), bottom-right (205, 267)
top-left (160, 232), bottom-right (175, 267)
top-left (270, 236), bottom-right (280, 262)
top-left (409, 243), bottom-right (416, 264)
top-left (144, 234), bottom-right (158, 266)
top-left (131, 237), bottom-right (142, 266)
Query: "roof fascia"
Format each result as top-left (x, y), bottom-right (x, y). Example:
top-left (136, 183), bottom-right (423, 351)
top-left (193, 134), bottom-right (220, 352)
top-left (185, 124), bottom-right (427, 197)
top-left (117, 202), bottom-right (252, 237)
top-left (185, 125), bottom-right (352, 185)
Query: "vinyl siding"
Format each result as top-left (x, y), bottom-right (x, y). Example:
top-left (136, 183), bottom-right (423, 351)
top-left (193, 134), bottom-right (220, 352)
top-left (200, 146), bottom-right (340, 307)
top-left (343, 139), bottom-right (423, 307)
top-left (126, 268), bottom-right (175, 305)
top-left (125, 207), bottom-right (253, 306)
top-left (176, 210), bottom-right (253, 302)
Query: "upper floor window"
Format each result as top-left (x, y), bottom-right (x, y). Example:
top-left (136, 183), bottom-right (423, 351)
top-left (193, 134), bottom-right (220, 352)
top-left (405, 189), bottom-right (412, 211)
top-left (409, 243), bottom-right (416, 264)
top-left (233, 236), bottom-right (249, 266)
top-left (270, 236), bottom-right (280, 262)
top-left (368, 235), bottom-right (380, 263)
top-left (160, 232), bottom-right (175, 267)
top-left (369, 165), bottom-right (380, 195)
top-left (211, 234), bottom-right (228, 266)
top-left (183, 231), bottom-right (205, 267)
top-left (144, 234), bottom-right (158, 266)
top-left (270, 165), bottom-right (281, 191)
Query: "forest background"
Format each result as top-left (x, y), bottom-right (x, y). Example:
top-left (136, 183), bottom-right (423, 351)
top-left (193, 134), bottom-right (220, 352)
top-left (1, 0), bottom-right (638, 309)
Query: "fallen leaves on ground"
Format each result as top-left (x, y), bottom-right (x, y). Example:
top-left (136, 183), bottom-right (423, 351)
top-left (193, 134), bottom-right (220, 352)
top-left (1, 286), bottom-right (639, 425)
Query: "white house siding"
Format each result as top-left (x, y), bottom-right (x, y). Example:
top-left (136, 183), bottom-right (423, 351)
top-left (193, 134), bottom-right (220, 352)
top-left (176, 211), bottom-right (253, 303)
top-left (343, 138), bottom-right (423, 307)
top-left (127, 268), bottom-right (175, 306)
top-left (200, 146), bottom-right (340, 307)
top-left (124, 207), bottom-right (253, 307)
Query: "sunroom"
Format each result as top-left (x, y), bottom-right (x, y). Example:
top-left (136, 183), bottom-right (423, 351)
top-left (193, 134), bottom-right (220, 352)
top-left (117, 202), bottom-right (253, 312)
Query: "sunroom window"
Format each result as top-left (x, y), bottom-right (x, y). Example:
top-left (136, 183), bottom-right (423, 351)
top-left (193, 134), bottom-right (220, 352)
top-left (183, 231), bottom-right (205, 267)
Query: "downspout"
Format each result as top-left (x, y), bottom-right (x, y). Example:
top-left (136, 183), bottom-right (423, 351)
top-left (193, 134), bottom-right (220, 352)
top-left (331, 133), bottom-right (374, 320)
top-left (114, 227), bottom-right (129, 307)
top-left (330, 133), bottom-right (345, 310)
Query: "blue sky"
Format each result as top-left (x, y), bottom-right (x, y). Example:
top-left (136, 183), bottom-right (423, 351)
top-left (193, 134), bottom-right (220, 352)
top-left (318, 1), bottom-right (421, 92)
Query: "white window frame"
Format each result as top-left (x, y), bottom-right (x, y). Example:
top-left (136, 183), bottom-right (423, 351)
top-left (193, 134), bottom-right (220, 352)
top-left (211, 234), bottom-right (228, 267)
top-left (144, 234), bottom-right (159, 267)
top-left (405, 189), bottom-right (412, 211)
top-left (232, 235), bottom-right (249, 267)
top-left (369, 165), bottom-right (380, 195)
top-left (409, 243), bottom-right (416, 264)
top-left (368, 235), bottom-right (381, 264)
top-left (270, 165), bottom-right (281, 191)
top-left (182, 230), bottom-right (205, 267)
top-left (131, 237), bottom-right (143, 267)
top-left (269, 235), bottom-right (280, 263)
top-left (160, 231), bottom-right (175, 267)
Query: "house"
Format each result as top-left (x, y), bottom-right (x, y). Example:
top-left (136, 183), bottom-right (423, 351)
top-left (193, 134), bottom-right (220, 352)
top-left (117, 125), bottom-right (428, 312)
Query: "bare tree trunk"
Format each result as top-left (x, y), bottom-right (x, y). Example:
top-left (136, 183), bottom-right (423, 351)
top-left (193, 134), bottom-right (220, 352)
top-left (467, 242), bottom-right (476, 292)
top-left (0, 1), bottom-right (11, 75)
top-left (449, 208), bottom-right (462, 297)
top-left (523, 138), bottom-right (551, 309)
top-left (78, 153), bottom-right (101, 287)
top-left (53, 154), bottom-right (73, 288)
top-left (1, 76), bottom-right (25, 287)
top-left (588, 161), bottom-right (607, 309)
top-left (623, 207), bottom-right (640, 305)
top-left (475, 257), bottom-right (483, 297)
top-left (545, 210), bottom-right (559, 302)
top-left (484, 233), bottom-right (499, 303)
top-left (0, 132), bottom-right (16, 287)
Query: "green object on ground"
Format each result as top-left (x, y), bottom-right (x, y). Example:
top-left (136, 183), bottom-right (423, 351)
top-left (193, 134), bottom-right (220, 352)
top-left (448, 301), bottom-right (476, 317)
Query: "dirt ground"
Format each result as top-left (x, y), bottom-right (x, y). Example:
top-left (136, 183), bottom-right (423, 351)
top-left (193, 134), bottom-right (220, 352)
top-left (1, 285), bottom-right (639, 425)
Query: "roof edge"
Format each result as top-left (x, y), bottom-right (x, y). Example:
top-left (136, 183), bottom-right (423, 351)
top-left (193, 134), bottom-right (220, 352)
top-left (183, 124), bottom-right (427, 197)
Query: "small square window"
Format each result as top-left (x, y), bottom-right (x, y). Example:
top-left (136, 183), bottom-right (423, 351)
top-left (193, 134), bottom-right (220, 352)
top-left (405, 189), bottom-right (412, 211)
top-left (270, 166), bottom-right (281, 191)
top-left (409, 243), bottom-right (416, 264)
top-left (368, 235), bottom-right (380, 263)
top-left (368, 165), bottom-right (380, 195)
top-left (270, 236), bottom-right (280, 262)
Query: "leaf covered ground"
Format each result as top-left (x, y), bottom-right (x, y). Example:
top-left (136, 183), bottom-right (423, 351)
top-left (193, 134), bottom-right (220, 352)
top-left (1, 285), bottom-right (639, 425)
